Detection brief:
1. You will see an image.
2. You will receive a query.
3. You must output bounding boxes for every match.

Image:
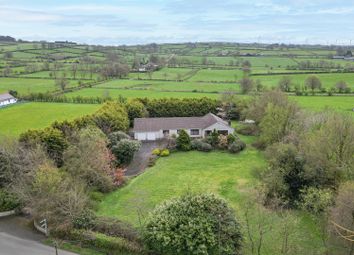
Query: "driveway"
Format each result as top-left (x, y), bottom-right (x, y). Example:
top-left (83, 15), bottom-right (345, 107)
top-left (125, 140), bottom-right (167, 176)
top-left (0, 216), bottom-right (77, 255)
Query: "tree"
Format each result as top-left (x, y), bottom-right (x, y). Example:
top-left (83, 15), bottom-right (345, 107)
top-left (3, 66), bottom-right (12, 77)
top-left (14, 163), bottom-right (89, 232)
top-left (63, 127), bottom-right (117, 192)
top-left (240, 77), bottom-right (254, 94)
top-left (125, 100), bottom-right (147, 127)
top-left (259, 102), bottom-right (299, 146)
top-left (336, 81), bottom-right (348, 93)
top-left (329, 182), bottom-right (354, 254)
top-left (3, 51), bottom-right (12, 59)
top-left (93, 101), bottom-right (129, 134)
top-left (176, 129), bottom-right (191, 151)
top-left (111, 139), bottom-right (141, 166)
top-left (55, 76), bottom-right (68, 91)
top-left (278, 76), bottom-right (292, 92)
top-left (144, 193), bottom-right (243, 255)
top-left (71, 63), bottom-right (78, 79)
top-left (305, 75), bottom-right (322, 93)
top-left (261, 143), bottom-right (307, 206)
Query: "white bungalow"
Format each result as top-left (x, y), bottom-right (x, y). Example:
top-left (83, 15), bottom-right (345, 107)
top-left (133, 113), bottom-right (234, 141)
top-left (0, 93), bottom-right (17, 107)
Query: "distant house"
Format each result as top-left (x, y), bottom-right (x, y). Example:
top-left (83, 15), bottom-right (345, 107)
top-left (0, 93), bottom-right (17, 107)
top-left (137, 63), bottom-right (159, 72)
top-left (133, 113), bottom-right (234, 141)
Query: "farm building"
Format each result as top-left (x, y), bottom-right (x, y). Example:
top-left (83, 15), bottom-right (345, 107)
top-left (133, 113), bottom-right (234, 141)
top-left (0, 93), bottom-right (17, 107)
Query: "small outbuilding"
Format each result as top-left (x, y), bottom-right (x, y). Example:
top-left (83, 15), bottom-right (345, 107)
top-left (0, 93), bottom-right (17, 107)
top-left (133, 113), bottom-right (234, 141)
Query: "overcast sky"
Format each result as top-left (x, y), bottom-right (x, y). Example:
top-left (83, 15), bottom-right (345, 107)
top-left (1, 0), bottom-right (354, 45)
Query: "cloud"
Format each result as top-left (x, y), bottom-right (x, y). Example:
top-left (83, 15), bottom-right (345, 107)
top-left (0, 0), bottom-right (354, 45)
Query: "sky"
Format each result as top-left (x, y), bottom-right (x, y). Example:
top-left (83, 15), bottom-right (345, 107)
top-left (0, 0), bottom-right (354, 45)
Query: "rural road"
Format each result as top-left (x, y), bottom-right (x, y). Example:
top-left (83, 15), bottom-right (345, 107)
top-left (0, 216), bottom-right (77, 255)
top-left (0, 232), bottom-right (77, 255)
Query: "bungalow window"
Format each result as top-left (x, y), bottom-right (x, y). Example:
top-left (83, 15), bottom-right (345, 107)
top-left (190, 129), bottom-right (200, 135)
top-left (163, 130), bottom-right (170, 136)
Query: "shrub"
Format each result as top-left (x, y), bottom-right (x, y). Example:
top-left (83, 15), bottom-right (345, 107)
top-left (217, 135), bottom-right (228, 149)
top-left (152, 148), bottom-right (161, 156)
top-left (108, 131), bottom-right (130, 148)
top-left (227, 133), bottom-right (236, 144)
top-left (236, 124), bottom-right (259, 136)
top-left (144, 193), bottom-right (243, 255)
top-left (160, 149), bottom-right (170, 157)
top-left (176, 130), bottom-right (191, 151)
top-left (147, 156), bottom-right (157, 167)
top-left (228, 139), bottom-right (246, 153)
top-left (93, 216), bottom-right (139, 242)
top-left (209, 129), bottom-right (219, 147)
top-left (299, 187), bottom-right (334, 214)
top-left (166, 137), bottom-right (177, 151)
top-left (0, 189), bottom-right (20, 211)
top-left (191, 139), bottom-right (213, 152)
top-left (111, 139), bottom-right (141, 166)
top-left (73, 209), bottom-right (96, 230)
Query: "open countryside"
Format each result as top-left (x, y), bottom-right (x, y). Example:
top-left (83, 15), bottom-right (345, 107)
top-left (0, 1), bottom-right (353, 255)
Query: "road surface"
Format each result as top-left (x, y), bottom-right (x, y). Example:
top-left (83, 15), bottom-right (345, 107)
top-left (0, 216), bottom-right (77, 255)
top-left (0, 232), bottom-right (77, 255)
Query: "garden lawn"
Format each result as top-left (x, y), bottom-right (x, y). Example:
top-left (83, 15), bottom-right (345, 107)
top-left (0, 102), bottom-right (100, 136)
top-left (98, 145), bottom-right (323, 254)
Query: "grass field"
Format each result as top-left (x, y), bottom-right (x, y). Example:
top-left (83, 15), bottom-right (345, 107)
top-left (292, 96), bottom-right (354, 113)
top-left (65, 88), bottom-right (220, 99)
top-left (98, 135), bottom-right (323, 255)
top-left (0, 102), bottom-right (100, 136)
top-left (0, 77), bottom-right (79, 95)
top-left (254, 73), bottom-right (354, 90)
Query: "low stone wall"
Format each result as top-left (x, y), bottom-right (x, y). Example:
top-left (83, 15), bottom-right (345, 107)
top-left (0, 210), bottom-right (16, 218)
top-left (33, 219), bottom-right (48, 236)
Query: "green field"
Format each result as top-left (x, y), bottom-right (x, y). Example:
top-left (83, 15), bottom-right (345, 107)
top-left (292, 96), bottom-right (354, 112)
top-left (0, 77), bottom-right (79, 95)
top-left (98, 137), bottom-right (323, 254)
top-left (0, 102), bottom-right (100, 136)
top-left (65, 88), bottom-right (220, 99)
top-left (254, 73), bottom-right (354, 90)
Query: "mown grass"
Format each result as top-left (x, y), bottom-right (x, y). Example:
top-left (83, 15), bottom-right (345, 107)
top-left (97, 141), bottom-right (324, 255)
top-left (0, 102), bottom-right (100, 136)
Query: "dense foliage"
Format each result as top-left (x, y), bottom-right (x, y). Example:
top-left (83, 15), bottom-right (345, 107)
top-left (176, 130), bottom-right (191, 151)
top-left (144, 193), bottom-right (242, 255)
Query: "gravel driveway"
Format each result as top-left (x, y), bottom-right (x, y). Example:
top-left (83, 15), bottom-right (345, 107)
top-left (125, 140), bottom-right (167, 176)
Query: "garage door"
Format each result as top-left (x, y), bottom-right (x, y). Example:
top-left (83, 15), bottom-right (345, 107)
top-left (137, 133), bottom-right (147, 140)
top-left (147, 132), bottom-right (156, 140)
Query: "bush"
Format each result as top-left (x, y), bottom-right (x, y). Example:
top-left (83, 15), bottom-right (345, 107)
top-left (66, 229), bottom-right (143, 254)
top-left (147, 156), bottom-right (157, 167)
top-left (73, 210), bottom-right (96, 230)
top-left (228, 139), bottom-right (246, 153)
top-left (125, 99), bottom-right (147, 127)
top-left (108, 131), bottom-right (130, 148)
top-left (160, 149), bottom-right (170, 157)
top-left (151, 148), bottom-right (161, 156)
top-left (191, 139), bottom-right (213, 152)
top-left (236, 124), bottom-right (259, 136)
top-left (176, 130), bottom-right (191, 151)
top-left (299, 187), bottom-right (334, 214)
top-left (93, 216), bottom-right (139, 242)
top-left (217, 135), bottom-right (228, 149)
top-left (0, 189), bottom-right (19, 211)
top-left (144, 193), bottom-right (243, 255)
top-left (111, 139), bottom-right (141, 166)
top-left (227, 133), bottom-right (236, 144)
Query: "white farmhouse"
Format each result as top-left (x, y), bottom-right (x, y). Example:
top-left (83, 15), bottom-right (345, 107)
top-left (0, 93), bottom-right (17, 107)
top-left (133, 113), bottom-right (234, 141)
